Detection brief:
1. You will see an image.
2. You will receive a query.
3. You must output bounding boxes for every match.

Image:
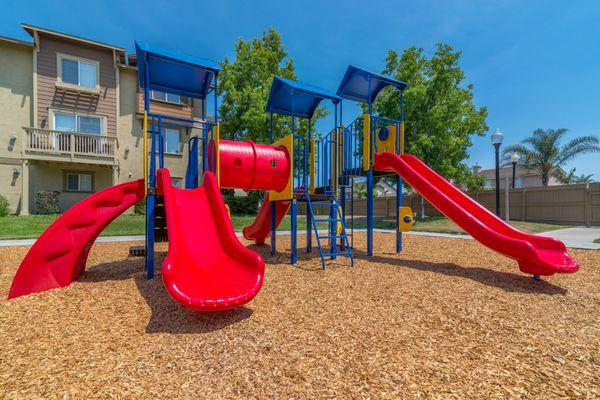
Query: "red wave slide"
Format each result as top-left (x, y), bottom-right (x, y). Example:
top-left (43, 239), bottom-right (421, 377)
top-left (374, 152), bottom-right (579, 276)
top-left (158, 169), bottom-right (264, 311)
top-left (243, 193), bottom-right (290, 244)
top-left (8, 180), bottom-right (145, 299)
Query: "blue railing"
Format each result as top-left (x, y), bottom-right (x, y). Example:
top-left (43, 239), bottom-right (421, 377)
top-left (293, 134), bottom-right (308, 192)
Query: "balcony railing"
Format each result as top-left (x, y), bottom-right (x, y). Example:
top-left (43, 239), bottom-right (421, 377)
top-left (24, 127), bottom-right (116, 159)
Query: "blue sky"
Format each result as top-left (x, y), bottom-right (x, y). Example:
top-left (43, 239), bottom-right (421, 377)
top-left (2, 0), bottom-right (599, 177)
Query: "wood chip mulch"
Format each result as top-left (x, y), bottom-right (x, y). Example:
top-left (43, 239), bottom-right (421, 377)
top-left (0, 232), bottom-right (598, 399)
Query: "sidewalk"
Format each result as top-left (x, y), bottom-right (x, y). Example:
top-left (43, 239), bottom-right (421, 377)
top-left (0, 227), bottom-right (596, 249)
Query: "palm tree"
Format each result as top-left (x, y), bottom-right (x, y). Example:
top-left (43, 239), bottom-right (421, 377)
top-left (502, 129), bottom-right (600, 186)
top-left (574, 173), bottom-right (595, 183)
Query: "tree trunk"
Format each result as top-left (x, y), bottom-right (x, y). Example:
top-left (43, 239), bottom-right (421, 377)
top-left (420, 196), bottom-right (426, 218)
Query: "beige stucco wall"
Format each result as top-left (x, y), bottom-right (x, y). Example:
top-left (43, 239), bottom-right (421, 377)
top-left (117, 67), bottom-right (191, 186)
top-left (28, 161), bottom-right (112, 212)
top-left (0, 41), bottom-right (33, 213)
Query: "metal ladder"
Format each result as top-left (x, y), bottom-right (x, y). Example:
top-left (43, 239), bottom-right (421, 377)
top-left (304, 190), bottom-right (354, 270)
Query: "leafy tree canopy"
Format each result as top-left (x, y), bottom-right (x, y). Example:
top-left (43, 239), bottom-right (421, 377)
top-left (367, 44), bottom-right (488, 185)
top-left (219, 28), bottom-right (327, 143)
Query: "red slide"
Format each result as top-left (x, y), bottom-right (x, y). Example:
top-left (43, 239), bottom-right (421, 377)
top-left (8, 180), bottom-right (145, 299)
top-left (158, 169), bottom-right (264, 311)
top-left (374, 152), bottom-right (579, 276)
top-left (243, 193), bottom-right (291, 244)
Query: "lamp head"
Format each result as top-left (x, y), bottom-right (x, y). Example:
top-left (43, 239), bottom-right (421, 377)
top-left (491, 128), bottom-right (504, 146)
top-left (510, 152), bottom-right (520, 164)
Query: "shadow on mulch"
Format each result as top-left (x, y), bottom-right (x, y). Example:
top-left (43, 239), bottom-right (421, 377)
top-left (248, 243), bottom-right (567, 295)
top-left (82, 257), bottom-right (253, 335)
top-left (352, 250), bottom-right (567, 296)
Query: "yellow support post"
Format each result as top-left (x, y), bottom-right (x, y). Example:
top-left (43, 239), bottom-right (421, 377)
top-left (143, 111), bottom-right (148, 195)
top-left (362, 114), bottom-right (370, 171)
top-left (309, 139), bottom-right (316, 194)
top-left (400, 121), bottom-right (405, 155)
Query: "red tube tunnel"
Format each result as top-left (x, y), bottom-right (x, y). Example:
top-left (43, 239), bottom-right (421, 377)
top-left (211, 139), bottom-right (291, 191)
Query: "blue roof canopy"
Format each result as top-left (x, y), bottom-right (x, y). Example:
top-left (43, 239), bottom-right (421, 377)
top-left (135, 41), bottom-right (220, 100)
top-left (265, 77), bottom-right (341, 119)
top-left (336, 65), bottom-right (407, 104)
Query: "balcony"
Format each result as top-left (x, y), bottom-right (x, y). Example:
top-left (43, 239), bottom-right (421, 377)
top-left (23, 127), bottom-right (117, 165)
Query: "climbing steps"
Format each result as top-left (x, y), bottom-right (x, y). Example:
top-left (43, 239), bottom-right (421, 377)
top-left (303, 190), bottom-right (354, 270)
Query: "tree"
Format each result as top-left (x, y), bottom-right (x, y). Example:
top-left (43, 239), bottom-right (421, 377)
top-left (502, 129), bottom-right (600, 186)
top-left (574, 173), bottom-right (595, 184)
top-left (219, 28), bottom-right (326, 143)
top-left (369, 44), bottom-right (488, 185)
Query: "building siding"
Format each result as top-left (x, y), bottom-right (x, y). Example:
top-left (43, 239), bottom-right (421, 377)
top-left (0, 41), bottom-right (33, 213)
top-left (137, 90), bottom-right (196, 119)
top-left (36, 33), bottom-right (117, 136)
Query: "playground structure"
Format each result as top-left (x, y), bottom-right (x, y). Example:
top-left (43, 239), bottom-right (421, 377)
top-left (7, 41), bottom-right (579, 311)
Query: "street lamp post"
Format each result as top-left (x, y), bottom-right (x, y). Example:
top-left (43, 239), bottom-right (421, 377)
top-left (491, 129), bottom-right (504, 217)
top-left (510, 152), bottom-right (520, 189)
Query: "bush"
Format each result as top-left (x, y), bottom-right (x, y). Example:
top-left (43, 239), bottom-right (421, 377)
top-left (224, 190), bottom-right (261, 214)
top-left (35, 190), bottom-right (60, 214)
top-left (0, 195), bottom-right (9, 217)
top-left (134, 199), bottom-right (146, 215)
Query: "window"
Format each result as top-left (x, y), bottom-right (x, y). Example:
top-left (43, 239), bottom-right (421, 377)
top-left (150, 90), bottom-right (182, 104)
top-left (171, 177), bottom-right (183, 188)
top-left (60, 56), bottom-right (98, 89)
top-left (54, 112), bottom-right (103, 134)
top-left (164, 128), bottom-right (180, 154)
top-left (65, 173), bottom-right (93, 192)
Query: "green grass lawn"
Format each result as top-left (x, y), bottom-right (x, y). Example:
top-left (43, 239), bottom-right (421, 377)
top-left (0, 214), bottom-right (568, 240)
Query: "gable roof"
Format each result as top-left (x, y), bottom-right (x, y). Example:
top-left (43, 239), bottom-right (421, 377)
top-left (135, 40), bottom-right (220, 99)
top-left (22, 23), bottom-right (125, 52)
top-left (337, 65), bottom-right (407, 104)
top-left (265, 76), bottom-right (341, 119)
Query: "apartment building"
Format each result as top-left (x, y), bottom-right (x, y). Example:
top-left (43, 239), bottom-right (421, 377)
top-left (0, 24), bottom-right (205, 214)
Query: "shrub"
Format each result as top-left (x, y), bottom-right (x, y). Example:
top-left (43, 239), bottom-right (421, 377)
top-left (35, 190), bottom-right (60, 214)
top-left (0, 195), bottom-right (9, 217)
top-left (224, 190), bottom-right (261, 214)
top-left (134, 199), bottom-right (146, 215)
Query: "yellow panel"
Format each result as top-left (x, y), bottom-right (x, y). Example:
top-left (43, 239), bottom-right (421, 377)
top-left (269, 134), bottom-right (294, 201)
top-left (224, 203), bottom-right (231, 219)
top-left (309, 139), bottom-right (316, 194)
top-left (362, 114), bottom-right (370, 171)
top-left (375, 124), bottom-right (396, 154)
top-left (399, 206), bottom-right (414, 232)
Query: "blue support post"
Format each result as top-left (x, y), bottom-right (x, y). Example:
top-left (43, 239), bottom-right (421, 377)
top-left (367, 169), bottom-right (374, 256)
top-left (269, 111), bottom-right (276, 256)
top-left (329, 199), bottom-right (336, 259)
top-left (340, 185), bottom-right (346, 251)
top-left (291, 199), bottom-right (298, 264)
top-left (396, 175), bottom-right (402, 253)
top-left (307, 120), bottom-right (312, 253)
top-left (144, 56), bottom-right (155, 279)
top-left (270, 201), bottom-right (276, 256)
top-left (396, 90), bottom-right (404, 253)
top-left (367, 77), bottom-right (374, 257)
